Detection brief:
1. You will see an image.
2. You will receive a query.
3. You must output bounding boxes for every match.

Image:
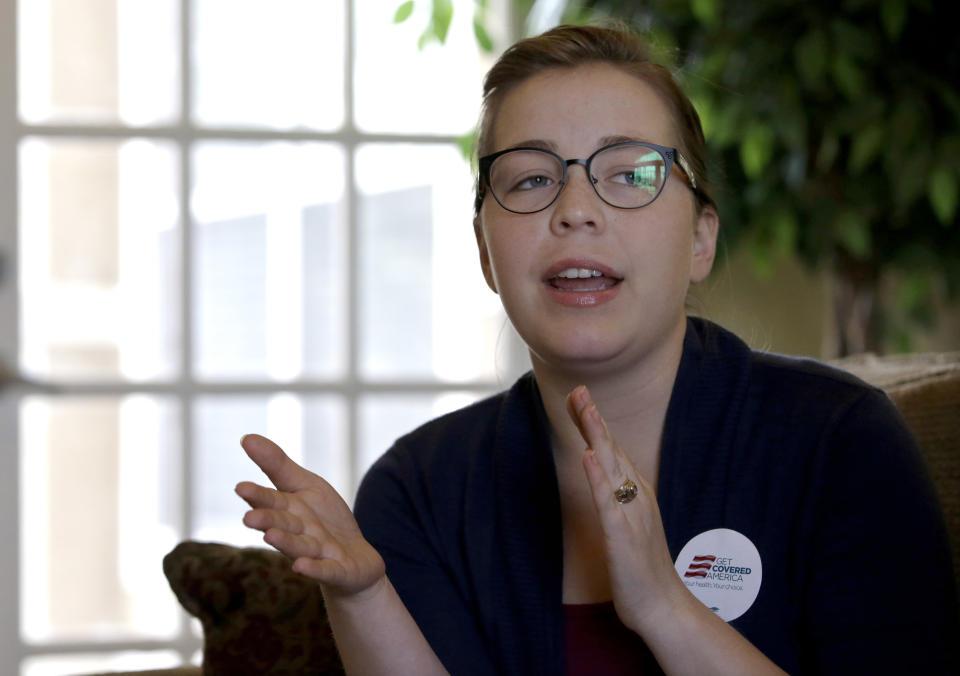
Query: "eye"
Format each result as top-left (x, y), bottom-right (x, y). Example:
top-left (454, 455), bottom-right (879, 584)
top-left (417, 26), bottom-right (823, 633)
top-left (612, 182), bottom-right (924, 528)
top-left (511, 174), bottom-right (555, 192)
top-left (489, 150), bottom-right (562, 197)
top-left (608, 167), bottom-right (657, 189)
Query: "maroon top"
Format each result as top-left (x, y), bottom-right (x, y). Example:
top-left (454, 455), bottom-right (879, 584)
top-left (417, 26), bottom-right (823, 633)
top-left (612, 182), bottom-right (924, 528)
top-left (563, 602), bottom-right (660, 675)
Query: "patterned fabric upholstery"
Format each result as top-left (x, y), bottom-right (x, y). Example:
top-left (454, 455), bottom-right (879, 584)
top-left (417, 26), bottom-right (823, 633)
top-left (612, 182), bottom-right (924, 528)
top-left (162, 541), bottom-right (344, 675)
top-left (831, 351), bottom-right (960, 595)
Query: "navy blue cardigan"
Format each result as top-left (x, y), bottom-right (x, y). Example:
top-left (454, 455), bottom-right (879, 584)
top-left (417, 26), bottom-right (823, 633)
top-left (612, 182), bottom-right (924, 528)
top-left (354, 318), bottom-right (958, 674)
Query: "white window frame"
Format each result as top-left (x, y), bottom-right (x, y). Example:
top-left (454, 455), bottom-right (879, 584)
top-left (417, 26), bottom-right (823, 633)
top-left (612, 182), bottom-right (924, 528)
top-left (2, 0), bottom-right (23, 669)
top-left (0, 0), bottom-right (526, 671)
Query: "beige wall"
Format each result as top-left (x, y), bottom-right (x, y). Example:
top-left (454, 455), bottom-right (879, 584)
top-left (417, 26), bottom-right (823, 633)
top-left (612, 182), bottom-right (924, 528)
top-left (693, 248), bottom-right (960, 359)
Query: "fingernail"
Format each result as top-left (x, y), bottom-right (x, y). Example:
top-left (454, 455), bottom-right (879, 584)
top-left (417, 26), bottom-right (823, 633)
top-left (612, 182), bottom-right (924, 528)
top-left (587, 403), bottom-right (601, 423)
top-left (240, 434), bottom-right (249, 446)
top-left (588, 405), bottom-right (609, 438)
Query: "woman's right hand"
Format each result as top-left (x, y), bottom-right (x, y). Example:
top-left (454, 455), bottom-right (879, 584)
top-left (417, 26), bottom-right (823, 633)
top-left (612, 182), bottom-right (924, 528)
top-left (236, 433), bottom-right (386, 599)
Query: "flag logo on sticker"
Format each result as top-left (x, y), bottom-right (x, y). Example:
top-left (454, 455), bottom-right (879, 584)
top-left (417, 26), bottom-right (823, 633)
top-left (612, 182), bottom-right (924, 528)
top-left (683, 554), bottom-right (716, 578)
top-left (674, 529), bottom-right (762, 622)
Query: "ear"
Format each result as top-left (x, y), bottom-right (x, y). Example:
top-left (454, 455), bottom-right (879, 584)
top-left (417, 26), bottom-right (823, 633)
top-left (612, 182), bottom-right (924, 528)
top-left (689, 204), bottom-right (719, 284)
top-left (474, 217), bottom-right (498, 294)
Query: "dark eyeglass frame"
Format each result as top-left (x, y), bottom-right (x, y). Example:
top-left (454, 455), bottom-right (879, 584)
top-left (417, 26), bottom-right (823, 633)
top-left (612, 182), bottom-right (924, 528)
top-left (476, 140), bottom-right (698, 215)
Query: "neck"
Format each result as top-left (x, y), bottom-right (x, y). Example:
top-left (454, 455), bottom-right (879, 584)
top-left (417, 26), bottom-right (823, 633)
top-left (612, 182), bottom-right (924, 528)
top-left (531, 318), bottom-right (687, 484)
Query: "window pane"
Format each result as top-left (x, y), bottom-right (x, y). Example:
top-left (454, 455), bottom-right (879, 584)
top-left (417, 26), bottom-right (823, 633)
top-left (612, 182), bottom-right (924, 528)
top-left (18, 0), bottom-right (179, 125)
top-left (357, 392), bottom-right (486, 485)
top-left (356, 143), bottom-right (504, 381)
top-left (353, 0), bottom-right (492, 134)
top-left (20, 395), bottom-right (182, 642)
top-left (191, 141), bottom-right (346, 380)
top-left (21, 650), bottom-right (184, 676)
top-left (19, 138), bottom-right (180, 381)
top-left (192, 394), bottom-right (348, 544)
top-left (192, 0), bottom-right (344, 130)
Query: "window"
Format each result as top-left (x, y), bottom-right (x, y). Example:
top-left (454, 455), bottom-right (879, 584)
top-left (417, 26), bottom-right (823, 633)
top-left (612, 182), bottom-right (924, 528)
top-left (0, 1), bottom-right (526, 672)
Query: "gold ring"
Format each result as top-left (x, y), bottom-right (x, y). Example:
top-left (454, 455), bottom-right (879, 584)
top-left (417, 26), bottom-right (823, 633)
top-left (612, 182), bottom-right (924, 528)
top-left (614, 478), bottom-right (638, 504)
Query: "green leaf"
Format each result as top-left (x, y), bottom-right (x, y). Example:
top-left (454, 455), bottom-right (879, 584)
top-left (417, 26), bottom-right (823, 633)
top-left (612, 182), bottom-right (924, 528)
top-left (747, 235), bottom-right (775, 278)
top-left (935, 79), bottom-right (960, 121)
top-left (393, 0), bottom-right (415, 24)
top-left (881, 0), bottom-right (908, 40)
top-left (473, 16), bottom-right (494, 52)
top-left (770, 208), bottom-right (798, 256)
top-left (456, 130), bottom-right (476, 167)
top-left (690, 95), bottom-right (715, 139)
top-left (897, 271), bottom-right (932, 318)
top-left (893, 152), bottom-right (931, 207)
top-left (928, 166), bottom-right (959, 225)
top-left (699, 50), bottom-right (728, 80)
top-left (888, 100), bottom-right (921, 158)
top-left (831, 54), bottom-right (865, 99)
top-left (559, 5), bottom-right (595, 27)
top-left (690, 0), bottom-right (718, 25)
top-left (794, 29), bottom-right (828, 88)
top-left (748, 252), bottom-right (774, 278)
top-left (740, 123), bottom-right (775, 180)
top-left (849, 123), bottom-right (885, 174)
top-left (830, 19), bottom-right (878, 61)
top-left (708, 100), bottom-right (739, 147)
top-left (835, 209), bottom-right (872, 259)
top-left (778, 107), bottom-right (806, 150)
top-left (815, 134), bottom-right (840, 172)
top-left (431, 0), bottom-right (454, 44)
top-left (416, 0), bottom-right (453, 49)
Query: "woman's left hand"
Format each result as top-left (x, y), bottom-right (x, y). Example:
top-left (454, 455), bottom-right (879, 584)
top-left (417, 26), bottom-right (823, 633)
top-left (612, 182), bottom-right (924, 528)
top-left (566, 385), bottom-right (690, 633)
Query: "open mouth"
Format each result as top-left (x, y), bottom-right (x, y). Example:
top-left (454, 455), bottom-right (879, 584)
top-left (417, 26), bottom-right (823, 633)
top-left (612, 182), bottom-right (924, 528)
top-left (548, 267), bottom-right (622, 292)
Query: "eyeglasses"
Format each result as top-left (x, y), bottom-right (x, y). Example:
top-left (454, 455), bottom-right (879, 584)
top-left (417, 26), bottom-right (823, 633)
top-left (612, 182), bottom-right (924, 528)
top-left (477, 141), bottom-right (697, 215)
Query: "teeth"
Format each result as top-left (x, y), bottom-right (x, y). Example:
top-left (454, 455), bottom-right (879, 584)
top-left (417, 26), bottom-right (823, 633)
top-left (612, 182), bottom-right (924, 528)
top-left (556, 267), bottom-right (603, 279)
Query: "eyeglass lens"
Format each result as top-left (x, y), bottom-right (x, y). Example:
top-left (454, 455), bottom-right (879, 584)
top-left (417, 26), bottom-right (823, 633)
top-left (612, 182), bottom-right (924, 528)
top-left (488, 145), bottom-right (669, 213)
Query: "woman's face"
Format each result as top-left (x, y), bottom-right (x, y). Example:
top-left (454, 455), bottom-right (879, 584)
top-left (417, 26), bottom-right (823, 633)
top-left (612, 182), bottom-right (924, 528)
top-left (475, 63), bottom-right (718, 377)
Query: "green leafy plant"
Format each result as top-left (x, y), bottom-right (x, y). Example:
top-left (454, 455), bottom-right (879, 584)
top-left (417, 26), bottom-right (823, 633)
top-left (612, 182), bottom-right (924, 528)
top-left (400, 0), bottom-right (960, 355)
top-left (394, 0), bottom-right (497, 52)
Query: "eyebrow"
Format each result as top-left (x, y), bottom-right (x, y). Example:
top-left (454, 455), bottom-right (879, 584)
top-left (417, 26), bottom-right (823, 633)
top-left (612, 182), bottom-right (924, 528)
top-left (505, 139), bottom-right (557, 152)
top-left (598, 134), bottom-right (646, 147)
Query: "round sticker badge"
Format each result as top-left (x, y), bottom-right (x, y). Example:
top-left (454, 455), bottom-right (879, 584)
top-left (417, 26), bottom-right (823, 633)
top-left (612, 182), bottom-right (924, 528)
top-left (674, 528), bottom-right (762, 622)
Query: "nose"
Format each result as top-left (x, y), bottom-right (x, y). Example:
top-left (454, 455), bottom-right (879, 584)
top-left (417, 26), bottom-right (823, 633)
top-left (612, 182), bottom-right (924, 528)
top-left (550, 163), bottom-right (604, 234)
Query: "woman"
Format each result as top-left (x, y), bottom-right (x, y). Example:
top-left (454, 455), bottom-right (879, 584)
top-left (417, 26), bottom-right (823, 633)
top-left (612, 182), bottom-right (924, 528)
top-left (236, 24), bottom-right (957, 674)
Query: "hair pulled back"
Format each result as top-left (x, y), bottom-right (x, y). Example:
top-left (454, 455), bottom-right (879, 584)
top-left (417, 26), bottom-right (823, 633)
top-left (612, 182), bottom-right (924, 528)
top-left (475, 23), bottom-right (714, 213)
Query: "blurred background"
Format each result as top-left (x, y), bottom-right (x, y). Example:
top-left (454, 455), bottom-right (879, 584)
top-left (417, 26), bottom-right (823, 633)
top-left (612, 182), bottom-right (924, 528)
top-left (0, 0), bottom-right (957, 673)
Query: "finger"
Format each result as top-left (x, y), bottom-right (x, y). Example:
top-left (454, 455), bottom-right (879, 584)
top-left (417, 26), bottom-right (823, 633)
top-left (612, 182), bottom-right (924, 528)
top-left (567, 387), bottom-right (625, 479)
top-left (242, 507), bottom-right (305, 535)
top-left (263, 526), bottom-right (336, 562)
top-left (240, 433), bottom-right (319, 493)
top-left (582, 448), bottom-right (632, 527)
top-left (237, 481), bottom-right (346, 538)
top-left (583, 447), bottom-right (654, 531)
top-left (567, 385), bottom-right (609, 452)
top-left (566, 386), bottom-right (590, 442)
top-left (582, 448), bottom-right (610, 499)
top-left (569, 387), bottom-right (654, 516)
top-left (235, 481), bottom-right (288, 510)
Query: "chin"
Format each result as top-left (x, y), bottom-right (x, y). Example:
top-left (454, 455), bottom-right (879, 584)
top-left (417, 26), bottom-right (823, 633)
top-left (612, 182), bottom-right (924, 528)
top-left (521, 314), bottom-right (686, 379)
top-left (527, 333), bottom-right (635, 374)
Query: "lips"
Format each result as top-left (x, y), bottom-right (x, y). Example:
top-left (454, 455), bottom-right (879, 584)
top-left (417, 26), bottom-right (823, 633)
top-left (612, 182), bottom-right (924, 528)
top-left (544, 260), bottom-right (623, 293)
